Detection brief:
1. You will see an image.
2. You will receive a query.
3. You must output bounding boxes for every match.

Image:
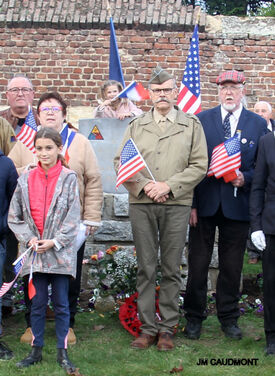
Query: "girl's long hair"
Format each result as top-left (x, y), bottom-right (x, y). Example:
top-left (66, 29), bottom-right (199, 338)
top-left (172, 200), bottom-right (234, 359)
top-left (34, 127), bottom-right (69, 168)
top-left (101, 79), bottom-right (123, 100)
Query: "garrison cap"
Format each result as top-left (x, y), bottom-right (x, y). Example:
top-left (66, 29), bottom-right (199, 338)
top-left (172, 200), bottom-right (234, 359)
top-left (216, 70), bottom-right (246, 85)
top-left (149, 66), bottom-right (174, 85)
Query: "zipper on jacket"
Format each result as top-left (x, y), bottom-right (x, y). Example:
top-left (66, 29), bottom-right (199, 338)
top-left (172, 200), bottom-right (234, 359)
top-left (43, 174), bottom-right (48, 230)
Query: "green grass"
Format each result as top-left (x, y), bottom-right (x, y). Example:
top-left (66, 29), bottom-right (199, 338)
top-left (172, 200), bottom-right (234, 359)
top-left (243, 251), bottom-right (263, 276)
top-left (0, 254), bottom-right (267, 375)
top-left (0, 310), bottom-right (274, 376)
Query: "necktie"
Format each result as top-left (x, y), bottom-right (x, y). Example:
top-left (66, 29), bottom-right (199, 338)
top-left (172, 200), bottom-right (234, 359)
top-left (158, 118), bottom-right (166, 131)
top-left (223, 112), bottom-right (232, 139)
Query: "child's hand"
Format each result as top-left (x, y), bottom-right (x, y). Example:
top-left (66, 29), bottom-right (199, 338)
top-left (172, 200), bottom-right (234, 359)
top-left (101, 99), bottom-right (112, 107)
top-left (117, 112), bottom-right (132, 120)
top-left (28, 237), bottom-right (38, 248)
top-left (36, 239), bottom-right (55, 253)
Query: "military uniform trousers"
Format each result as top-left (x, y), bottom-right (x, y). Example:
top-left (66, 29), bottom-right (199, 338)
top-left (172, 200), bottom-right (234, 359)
top-left (129, 203), bottom-right (190, 336)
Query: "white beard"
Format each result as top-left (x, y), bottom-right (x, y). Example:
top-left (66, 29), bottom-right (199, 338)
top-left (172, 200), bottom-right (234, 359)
top-left (222, 103), bottom-right (237, 112)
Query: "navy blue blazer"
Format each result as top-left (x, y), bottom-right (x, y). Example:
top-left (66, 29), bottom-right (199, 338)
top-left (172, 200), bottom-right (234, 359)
top-left (194, 106), bottom-right (267, 221)
top-left (250, 132), bottom-right (275, 235)
top-left (0, 150), bottom-right (18, 237)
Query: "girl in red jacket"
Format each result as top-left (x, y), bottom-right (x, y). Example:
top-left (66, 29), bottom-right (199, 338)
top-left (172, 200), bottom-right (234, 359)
top-left (8, 127), bottom-right (80, 372)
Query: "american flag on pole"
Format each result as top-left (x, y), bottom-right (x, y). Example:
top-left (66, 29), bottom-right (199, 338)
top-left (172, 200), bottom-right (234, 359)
top-left (177, 24), bottom-right (201, 115)
top-left (116, 138), bottom-right (146, 189)
top-left (0, 247), bottom-right (30, 297)
top-left (207, 134), bottom-right (241, 180)
top-left (16, 107), bottom-right (37, 154)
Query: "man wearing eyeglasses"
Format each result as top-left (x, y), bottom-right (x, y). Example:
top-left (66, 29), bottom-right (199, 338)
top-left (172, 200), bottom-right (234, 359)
top-left (114, 66), bottom-right (208, 351)
top-left (0, 74), bottom-right (39, 322)
top-left (0, 74), bottom-right (39, 135)
top-left (184, 70), bottom-right (267, 341)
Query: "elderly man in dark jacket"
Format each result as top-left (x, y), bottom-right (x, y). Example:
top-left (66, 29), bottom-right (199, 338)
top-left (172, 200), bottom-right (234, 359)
top-left (184, 70), bottom-right (267, 341)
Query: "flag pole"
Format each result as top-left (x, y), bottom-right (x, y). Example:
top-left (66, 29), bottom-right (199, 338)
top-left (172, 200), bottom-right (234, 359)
top-left (12, 244), bottom-right (33, 266)
top-left (195, 7), bottom-right (201, 25)
top-left (130, 138), bottom-right (156, 182)
top-left (106, 0), bottom-right (111, 18)
top-left (107, 0), bottom-right (125, 86)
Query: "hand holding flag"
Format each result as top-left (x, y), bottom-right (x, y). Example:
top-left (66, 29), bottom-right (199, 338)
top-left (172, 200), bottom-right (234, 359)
top-left (207, 134), bottom-right (241, 183)
top-left (115, 81), bottom-right (150, 102)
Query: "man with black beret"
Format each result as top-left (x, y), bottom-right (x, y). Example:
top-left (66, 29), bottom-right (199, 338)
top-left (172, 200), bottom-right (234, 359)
top-left (114, 66), bottom-right (208, 351)
top-left (184, 70), bottom-right (267, 340)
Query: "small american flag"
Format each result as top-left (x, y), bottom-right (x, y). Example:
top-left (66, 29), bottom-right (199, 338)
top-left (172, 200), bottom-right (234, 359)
top-left (116, 138), bottom-right (146, 189)
top-left (177, 24), bottom-right (201, 115)
top-left (207, 134), bottom-right (241, 179)
top-left (16, 107), bottom-right (37, 153)
top-left (0, 247), bottom-right (30, 297)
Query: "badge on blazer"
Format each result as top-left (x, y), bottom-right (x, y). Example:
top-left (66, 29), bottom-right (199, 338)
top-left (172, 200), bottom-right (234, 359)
top-left (241, 138), bottom-right (247, 144)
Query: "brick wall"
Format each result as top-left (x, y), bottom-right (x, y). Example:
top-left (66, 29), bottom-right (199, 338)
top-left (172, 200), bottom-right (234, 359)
top-left (0, 1), bottom-right (274, 114)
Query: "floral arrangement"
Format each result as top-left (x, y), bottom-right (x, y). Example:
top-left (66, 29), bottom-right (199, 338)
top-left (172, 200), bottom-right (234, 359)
top-left (87, 245), bottom-right (139, 304)
top-left (12, 278), bottom-right (25, 312)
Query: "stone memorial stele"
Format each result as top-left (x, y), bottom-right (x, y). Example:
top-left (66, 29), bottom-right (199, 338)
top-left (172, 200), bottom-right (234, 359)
top-left (79, 117), bottom-right (132, 194)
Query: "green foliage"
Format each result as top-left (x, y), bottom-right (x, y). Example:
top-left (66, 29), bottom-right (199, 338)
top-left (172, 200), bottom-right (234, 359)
top-left (255, 3), bottom-right (275, 16)
top-left (242, 252), bottom-right (263, 276)
top-left (181, 0), bottom-right (274, 16)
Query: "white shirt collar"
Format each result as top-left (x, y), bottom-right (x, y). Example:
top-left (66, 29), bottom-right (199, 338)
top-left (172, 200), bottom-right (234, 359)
top-left (221, 104), bottom-right (243, 122)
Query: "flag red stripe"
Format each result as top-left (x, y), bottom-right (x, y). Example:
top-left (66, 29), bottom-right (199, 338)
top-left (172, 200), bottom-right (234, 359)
top-left (116, 164), bottom-right (145, 188)
top-left (117, 159), bottom-right (145, 182)
top-left (177, 86), bottom-right (189, 104)
top-left (117, 155), bottom-right (143, 176)
top-left (116, 159), bottom-right (145, 187)
top-left (209, 157), bottom-right (241, 175)
top-left (210, 154), bottom-right (241, 169)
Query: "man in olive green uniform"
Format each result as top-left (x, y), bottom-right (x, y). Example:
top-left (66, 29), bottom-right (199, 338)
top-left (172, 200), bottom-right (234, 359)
top-left (114, 67), bottom-right (208, 351)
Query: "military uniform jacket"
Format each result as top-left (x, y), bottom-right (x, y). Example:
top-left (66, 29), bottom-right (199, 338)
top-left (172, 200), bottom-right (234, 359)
top-left (114, 106), bottom-right (208, 206)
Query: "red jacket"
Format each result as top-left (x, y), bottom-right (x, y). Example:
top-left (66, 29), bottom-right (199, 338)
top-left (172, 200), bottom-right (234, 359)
top-left (28, 161), bottom-right (62, 237)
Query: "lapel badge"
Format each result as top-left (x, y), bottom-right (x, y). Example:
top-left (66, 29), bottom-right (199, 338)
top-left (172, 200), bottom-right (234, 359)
top-left (241, 138), bottom-right (247, 144)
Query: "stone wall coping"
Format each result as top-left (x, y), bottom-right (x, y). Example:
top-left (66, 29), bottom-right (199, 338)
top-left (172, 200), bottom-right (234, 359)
top-left (0, 0), bottom-right (205, 31)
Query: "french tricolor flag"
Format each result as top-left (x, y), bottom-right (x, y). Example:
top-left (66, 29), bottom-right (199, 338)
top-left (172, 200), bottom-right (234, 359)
top-left (117, 81), bottom-right (150, 102)
top-left (28, 251), bottom-right (37, 300)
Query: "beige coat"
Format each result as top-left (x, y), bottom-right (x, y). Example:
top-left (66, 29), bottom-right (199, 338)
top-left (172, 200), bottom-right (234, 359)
top-left (114, 107), bottom-right (208, 206)
top-left (8, 131), bottom-right (103, 225)
top-left (0, 117), bottom-right (16, 156)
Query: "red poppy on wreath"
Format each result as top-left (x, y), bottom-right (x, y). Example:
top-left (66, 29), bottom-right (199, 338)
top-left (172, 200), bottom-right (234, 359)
top-left (119, 291), bottom-right (160, 337)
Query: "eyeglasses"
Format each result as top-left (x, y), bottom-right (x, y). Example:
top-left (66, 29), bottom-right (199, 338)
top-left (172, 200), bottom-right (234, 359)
top-left (150, 88), bottom-right (174, 95)
top-left (39, 106), bottom-right (62, 113)
top-left (7, 87), bottom-right (33, 94)
top-left (219, 85), bottom-right (242, 92)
